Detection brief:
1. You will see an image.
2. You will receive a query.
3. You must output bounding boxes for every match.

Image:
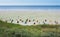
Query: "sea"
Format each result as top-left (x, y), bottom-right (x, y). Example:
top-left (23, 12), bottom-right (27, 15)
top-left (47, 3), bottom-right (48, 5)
top-left (0, 5), bottom-right (60, 9)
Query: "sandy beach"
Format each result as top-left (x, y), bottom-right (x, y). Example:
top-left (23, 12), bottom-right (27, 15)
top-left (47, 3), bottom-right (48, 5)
top-left (0, 9), bottom-right (60, 25)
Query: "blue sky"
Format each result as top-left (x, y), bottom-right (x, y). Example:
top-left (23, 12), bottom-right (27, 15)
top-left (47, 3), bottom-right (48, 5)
top-left (0, 0), bottom-right (60, 5)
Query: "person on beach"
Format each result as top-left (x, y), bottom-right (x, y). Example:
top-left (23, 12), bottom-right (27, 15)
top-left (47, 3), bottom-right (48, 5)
top-left (54, 20), bottom-right (58, 24)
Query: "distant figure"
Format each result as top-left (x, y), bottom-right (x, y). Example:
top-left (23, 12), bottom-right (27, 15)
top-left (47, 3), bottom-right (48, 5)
top-left (24, 19), bottom-right (28, 24)
top-left (43, 21), bottom-right (45, 24)
top-left (54, 21), bottom-right (58, 24)
top-left (25, 21), bottom-right (27, 24)
top-left (17, 20), bottom-right (19, 23)
top-left (20, 19), bottom-right (22, 21)
top-left (37, 20), bottom-right (38, 22)
top-left (19, 19), bottom-right (24, 22)
top-left (26, 19), bottom-right (28, 21)
top-left (33, 19), bottom-right (35, 21)
top-left (11, 19), bottom-right (13, 23)
top-left (42, 19), bottom-right (47, 24)
top-left (21, 20), bottom-right (23, 22)
top-left (33, 22), bottom-right (36, 25)
top-left (26, 19), bottom-right (28, 22)
top-left (45, 19), bottom-right (47, 22)
top-left (29, 20), bottom-right (31, 22)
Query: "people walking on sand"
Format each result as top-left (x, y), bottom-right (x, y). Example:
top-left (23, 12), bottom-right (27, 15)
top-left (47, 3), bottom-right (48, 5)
top-left (1, 16), bottom-right (59, 25)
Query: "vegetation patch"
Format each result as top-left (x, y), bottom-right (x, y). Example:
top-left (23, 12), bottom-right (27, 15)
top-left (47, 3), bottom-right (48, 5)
top-left (0, 20), bottom-right (60, 37)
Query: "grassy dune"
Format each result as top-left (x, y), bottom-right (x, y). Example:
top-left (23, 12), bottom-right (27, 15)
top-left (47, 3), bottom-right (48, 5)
top-left (0, 20), bottom-right (60, 37)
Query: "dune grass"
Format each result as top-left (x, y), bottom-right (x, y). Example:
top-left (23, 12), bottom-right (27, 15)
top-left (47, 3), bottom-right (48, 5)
top-left (0, 20), bottom-right (60, 37)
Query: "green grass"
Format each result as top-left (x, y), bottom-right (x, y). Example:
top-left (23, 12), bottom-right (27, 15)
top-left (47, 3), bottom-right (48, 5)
top-left (0, 20), bottom-right (60, 37)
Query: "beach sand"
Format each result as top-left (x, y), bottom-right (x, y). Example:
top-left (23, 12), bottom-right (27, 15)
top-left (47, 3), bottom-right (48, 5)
top-left (0, 9), bottom-right (60, 25)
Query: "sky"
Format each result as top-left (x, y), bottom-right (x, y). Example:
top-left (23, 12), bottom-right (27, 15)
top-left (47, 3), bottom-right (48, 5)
top-left (0, 0), bottom-right (60, 5)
